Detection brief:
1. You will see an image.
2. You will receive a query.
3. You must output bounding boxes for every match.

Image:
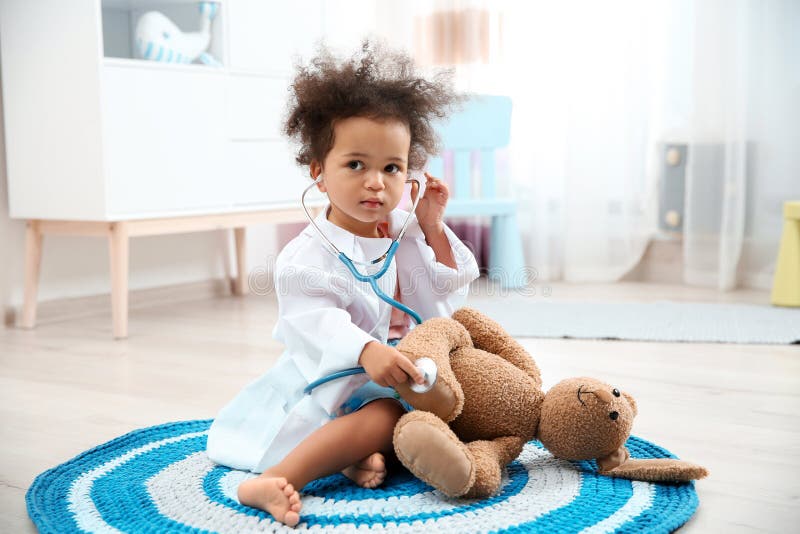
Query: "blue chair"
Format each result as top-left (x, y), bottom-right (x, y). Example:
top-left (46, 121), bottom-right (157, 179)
top-left (427, 95), bottom-right (526, 288)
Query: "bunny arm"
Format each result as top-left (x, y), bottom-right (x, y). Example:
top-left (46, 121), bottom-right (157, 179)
top-left (395, 317), bottom-right (471, 422)
top-left (452, 307), bottom-right (542, 388)
top-left (597, 446), bottom-right (709, 482)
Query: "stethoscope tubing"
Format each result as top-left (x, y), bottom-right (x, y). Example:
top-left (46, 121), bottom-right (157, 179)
top-left (337, 245), bottom-right (423, 326)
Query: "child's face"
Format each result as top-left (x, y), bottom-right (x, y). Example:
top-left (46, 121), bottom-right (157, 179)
top-left (311, 116), bottom-right (411, 237)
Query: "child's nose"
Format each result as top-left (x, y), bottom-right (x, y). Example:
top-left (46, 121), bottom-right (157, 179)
top-left (365, 172), bottom-right (386, 189)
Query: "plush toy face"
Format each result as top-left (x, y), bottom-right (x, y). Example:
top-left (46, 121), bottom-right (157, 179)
top-left (537, 377), bottom-right (637, 460)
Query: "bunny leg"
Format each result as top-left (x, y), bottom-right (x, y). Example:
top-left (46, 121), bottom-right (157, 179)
top-left (452, 307), bottom-right (542, 388)
top-left (462, 436), bottom-right (527, 499)
top-left (393, 411), bottom-right (475, 497)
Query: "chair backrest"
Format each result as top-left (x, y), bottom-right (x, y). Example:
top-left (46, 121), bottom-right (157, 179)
top-left (427, 95), bottom-right (512, 200)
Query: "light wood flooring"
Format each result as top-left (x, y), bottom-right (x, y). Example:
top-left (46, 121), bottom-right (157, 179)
top-left (1, 281), bottom-right (797, 532)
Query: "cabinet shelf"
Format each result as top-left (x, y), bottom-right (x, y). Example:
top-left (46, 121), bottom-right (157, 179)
top-left (103, 56), bottom-right (225, 73)
top-left (101, 0), bottom-right (226, 66)
top-left (103, 0), bottom-right (225, 8)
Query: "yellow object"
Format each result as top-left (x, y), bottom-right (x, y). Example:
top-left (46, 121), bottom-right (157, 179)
top-left (771, 201), bottom-right (800, 307)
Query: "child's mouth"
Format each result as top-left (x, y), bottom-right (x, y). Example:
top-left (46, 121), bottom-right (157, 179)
top-left (360, 201), bottom-right (383, 209)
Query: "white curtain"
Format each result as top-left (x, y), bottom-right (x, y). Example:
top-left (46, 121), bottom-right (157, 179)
top-left (374, 0), bottom-right (800, 289)
top-left (500, 1), bottom-right (665, 282)
top-left (685, 0), bottom-right (800, 290)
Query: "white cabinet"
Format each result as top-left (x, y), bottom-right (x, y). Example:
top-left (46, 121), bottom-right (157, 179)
top-left (1, 0), bottom-right (330, 338)
top-left (1, 0), bottom-right (323, 221)
top-left (102, 63), bottom-right (229, 216)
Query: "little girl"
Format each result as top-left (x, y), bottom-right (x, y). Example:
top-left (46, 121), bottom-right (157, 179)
top-left (206, 42), bottom-right (480, 527)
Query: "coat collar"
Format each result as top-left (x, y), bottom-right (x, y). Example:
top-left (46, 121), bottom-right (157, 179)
top-left (307, 203), bottom-right (413, 262)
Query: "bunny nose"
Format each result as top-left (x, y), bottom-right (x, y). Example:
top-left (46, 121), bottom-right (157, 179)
top-left (591, 389), bottom-right (614, 404)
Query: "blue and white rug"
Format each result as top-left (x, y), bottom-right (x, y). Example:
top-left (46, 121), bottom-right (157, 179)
top-left (27, 420), bottom-right (699, 533)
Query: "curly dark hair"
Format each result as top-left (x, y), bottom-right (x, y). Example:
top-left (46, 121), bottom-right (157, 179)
top-left (284, 40), bottom-right (462, 172)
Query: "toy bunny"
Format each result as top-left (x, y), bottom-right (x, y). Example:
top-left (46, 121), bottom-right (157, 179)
top-left (392, 308), bottom-right (708, 498)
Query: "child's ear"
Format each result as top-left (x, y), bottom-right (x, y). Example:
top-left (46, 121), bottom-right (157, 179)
top-left (310, 161), bottom-right (326, 192)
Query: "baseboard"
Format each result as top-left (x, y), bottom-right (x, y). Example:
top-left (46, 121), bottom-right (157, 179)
top-left (4, 278), bottom-right (236, 328)
top-left (622, 238), bottom-right (683, 284)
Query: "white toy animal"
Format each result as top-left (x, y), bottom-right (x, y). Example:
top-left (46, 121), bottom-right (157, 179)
top-left (135, 2), bottom-right (221, 66)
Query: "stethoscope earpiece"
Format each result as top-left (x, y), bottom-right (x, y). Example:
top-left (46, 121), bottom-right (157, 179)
top-left (300, 176), bottom-right (423, 269)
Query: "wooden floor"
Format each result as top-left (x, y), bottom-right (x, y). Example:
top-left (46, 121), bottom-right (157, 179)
top-left (1, 281), bottom-right (797, 533)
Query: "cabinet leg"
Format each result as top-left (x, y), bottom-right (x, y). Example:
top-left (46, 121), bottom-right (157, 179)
top-left (109, 222), bottom-right (129, 339)
top-left (20, 220), bottom-right (43, 329)
top-left (233, 227), bottom-right (248, 296)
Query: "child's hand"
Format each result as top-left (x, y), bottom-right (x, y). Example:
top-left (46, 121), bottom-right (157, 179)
top-left (411, 172), bottom-right (449, 231)
top-left (358, 341), bottom-right (425, 388)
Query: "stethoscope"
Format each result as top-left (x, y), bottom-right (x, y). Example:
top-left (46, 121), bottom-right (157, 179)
top-left (300, 175), bottom-right (438, 395)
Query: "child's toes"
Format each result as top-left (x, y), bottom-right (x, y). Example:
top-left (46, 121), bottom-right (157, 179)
top-left (361, 452), bottom-right (385, 472)
top-left (284, 510), bottom-right (300, 528)
top-left (286, 485), bottom-right (302, 514)
top-left (283, 483), bottom-right (295, 497)
top-left (367, 472), bottom-right (384, 488)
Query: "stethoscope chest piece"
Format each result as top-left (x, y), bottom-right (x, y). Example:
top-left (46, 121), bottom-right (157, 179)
top-left (409, 357), bottom-right (438, 394)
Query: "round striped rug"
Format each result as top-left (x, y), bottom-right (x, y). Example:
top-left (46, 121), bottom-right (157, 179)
top-left (27, 420), bottom-right (699, 533)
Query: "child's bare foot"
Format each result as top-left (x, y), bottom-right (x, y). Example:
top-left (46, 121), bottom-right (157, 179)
top-left (342, 452), bottom-right (387, 488)
top-left (237, 476), bottom-right (302, 527)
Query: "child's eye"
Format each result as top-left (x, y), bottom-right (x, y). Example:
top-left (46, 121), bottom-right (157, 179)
top-left (347, 161), bottom-right (364, 171)
top-left (385, 164), bottom-right (401, 174)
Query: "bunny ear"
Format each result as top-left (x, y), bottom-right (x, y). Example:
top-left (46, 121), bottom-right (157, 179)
top-left (597, 447), bottom-right (708, 482)
top-left (622, 392), bottom-right (638, 416)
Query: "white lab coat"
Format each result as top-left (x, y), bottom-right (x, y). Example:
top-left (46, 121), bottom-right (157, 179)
top-left (206, 204), bottom-right (480, 472)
